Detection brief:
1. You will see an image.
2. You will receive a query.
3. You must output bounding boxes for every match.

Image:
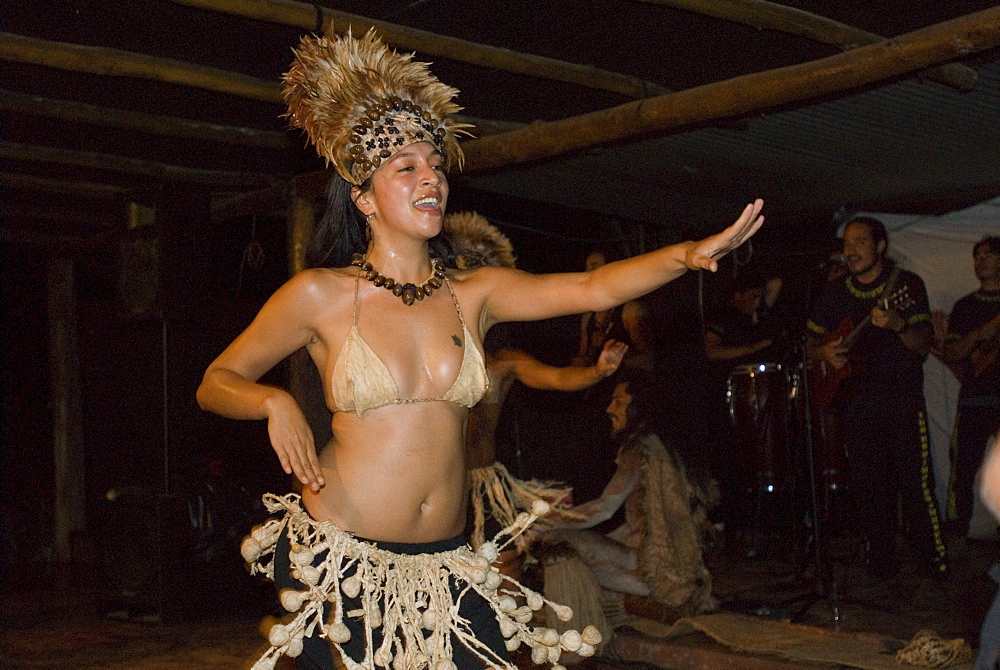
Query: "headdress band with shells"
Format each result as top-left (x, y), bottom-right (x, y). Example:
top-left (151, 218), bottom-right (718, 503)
top-left (283, 29), bottom-right (473, 185)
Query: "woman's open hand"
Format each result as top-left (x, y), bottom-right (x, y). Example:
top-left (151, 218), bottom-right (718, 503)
top-left (595, 339), bottom-right (629, 377)
top-left (264, 392), bottom-right (324, 492)
top-left (684, 199), bottom-right (764, 272)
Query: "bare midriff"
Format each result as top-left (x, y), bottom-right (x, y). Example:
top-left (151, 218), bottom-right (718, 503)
top-left (302, 401), bottom-right (469, 543)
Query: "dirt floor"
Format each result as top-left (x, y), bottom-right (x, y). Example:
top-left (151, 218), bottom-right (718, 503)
top-left (2, 528), bottom-right (995, 670)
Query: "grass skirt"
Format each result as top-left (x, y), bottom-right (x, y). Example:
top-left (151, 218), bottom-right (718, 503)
top-left (467, 462), bottom-right (580, 552)
top-left (242, 493), bottom-right (601, 670)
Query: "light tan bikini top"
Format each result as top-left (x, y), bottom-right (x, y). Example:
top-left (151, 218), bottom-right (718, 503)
top-left (330, 270), bottom-right (489, 416)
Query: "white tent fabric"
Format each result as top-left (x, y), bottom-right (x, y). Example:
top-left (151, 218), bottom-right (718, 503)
top-left (857, 196), bottom-right (1000, 536)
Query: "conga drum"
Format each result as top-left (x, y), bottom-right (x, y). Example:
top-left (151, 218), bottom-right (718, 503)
top-left (726, 363), bottom-right (792, 493)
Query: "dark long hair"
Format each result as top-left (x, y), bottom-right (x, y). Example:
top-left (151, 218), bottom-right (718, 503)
top-left (307, 174), bottom-right (454, 269)
top-left (617, 367), bottom-right (663, 440)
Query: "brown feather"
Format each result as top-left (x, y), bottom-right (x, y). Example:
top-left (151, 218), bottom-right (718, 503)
top-left (443, 212), bottom-right (517, 269)
top-left (282, 29), bottom-right (473, 184)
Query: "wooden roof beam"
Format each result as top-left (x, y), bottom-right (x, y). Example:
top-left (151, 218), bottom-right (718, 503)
top-left (460, 7), bottom-right (1000, 171)
top-left (638, 0), bottom-right (977, 91)
top-left (168, 0), bottom-right (669, 99)
top-left (0, 90), bottom-right (288, 149)
top-left (0, 172), bottom-right (131, 199)
top-left (1, 140), bottom-right (282, 188)
top-left (0, 33), bottom-right (523, 132)
top-left (0, 32), bottom-right (281, 102)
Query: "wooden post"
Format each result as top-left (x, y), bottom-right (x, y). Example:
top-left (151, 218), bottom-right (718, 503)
top-left (287, 194), bottom-right (314, 275)
top-left (47, 256), bottom-right (86, 566)
top-left (286, 194), bottom-right (333, 446)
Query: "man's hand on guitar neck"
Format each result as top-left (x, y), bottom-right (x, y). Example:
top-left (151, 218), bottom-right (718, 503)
top-left (872, 304), bottom-right (933, 358)
top-left (871, 306), bottom-right (907, 334)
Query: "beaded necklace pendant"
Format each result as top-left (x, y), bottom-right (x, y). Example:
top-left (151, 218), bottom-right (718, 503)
top-left (351, 253), bottom-right (446, 306)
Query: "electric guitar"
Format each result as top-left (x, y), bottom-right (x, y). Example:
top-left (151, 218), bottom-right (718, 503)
top-left (809, 284), bottom-right (915, 411)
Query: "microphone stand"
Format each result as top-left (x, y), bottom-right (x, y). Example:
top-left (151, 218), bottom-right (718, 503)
top-left (790, 261), bottom-right (843, 628)
top-left (792, 334), bottom-right (841, 627)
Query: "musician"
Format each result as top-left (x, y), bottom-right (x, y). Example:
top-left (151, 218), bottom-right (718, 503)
top-left (704, 272), bottom-right (787, 548)
top-left (704, 273), bottom-right (785, 365)
top-left (536, 368), bottom-right (717, 621)
top-left (943, 235), bottom-right (1000, 538)
top-left (807, 217), bottom-right (947, 581)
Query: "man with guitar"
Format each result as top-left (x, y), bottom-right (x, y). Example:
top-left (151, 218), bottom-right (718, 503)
top-left (807, 217), bottom-right (947, 582)
top-left (943, 235), bottom-right (1000, 539)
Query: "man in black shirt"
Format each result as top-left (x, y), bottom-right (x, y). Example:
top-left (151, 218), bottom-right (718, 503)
top-left (807, 217), bottom-right (946, 580)
top-left (943, 235), bottom-right (1000, 537)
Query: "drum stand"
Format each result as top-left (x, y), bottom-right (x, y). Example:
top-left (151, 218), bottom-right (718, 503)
top-left (790, 336), bottom-right (842, 628)
top-left (725, 362), bottom-right (796, 560)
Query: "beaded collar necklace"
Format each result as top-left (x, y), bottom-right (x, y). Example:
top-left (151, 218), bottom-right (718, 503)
top-left (350, 253), bottom-right (446, 306)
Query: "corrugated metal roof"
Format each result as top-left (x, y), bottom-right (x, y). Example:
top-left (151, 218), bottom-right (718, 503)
top-left (466, 55), bottom-right (1000, 233)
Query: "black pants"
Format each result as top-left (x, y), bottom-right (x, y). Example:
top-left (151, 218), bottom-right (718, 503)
top-left (274, 531), bottom-right (510, 670)
top-left (844, 408), bottom-right (947, 577)
top-left (949, 404), bottom-right (1000, 534)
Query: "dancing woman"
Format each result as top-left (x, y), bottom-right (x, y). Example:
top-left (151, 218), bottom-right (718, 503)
top-left (197, 30), bottom-right (763, 670)
top-left (444, 212), bottom-right (626, 565)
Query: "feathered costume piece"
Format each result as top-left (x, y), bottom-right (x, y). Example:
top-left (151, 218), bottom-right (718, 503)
top-left (283, 30), bottom-right (473, 185)
top-left (443, 211), bottom-right (516, 270)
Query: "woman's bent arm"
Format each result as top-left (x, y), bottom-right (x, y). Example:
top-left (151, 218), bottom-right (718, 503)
top-left (197, 270), bottom-right (333, 491)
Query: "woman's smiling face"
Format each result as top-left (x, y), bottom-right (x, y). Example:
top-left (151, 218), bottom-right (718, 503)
top-left (357, 141), bottom-right (449, 240)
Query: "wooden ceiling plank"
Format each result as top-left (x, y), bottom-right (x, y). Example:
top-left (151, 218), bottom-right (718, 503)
top-left (1, 140), bottom-right (282, 188)
top-left (0, 32), bottom-right (281, 102)
top-left (168, 0), bottom-right (670, 99)
top-left (459, 7), bottom-right (1000, 171)
top-left (0, 172), bottom-right (130, 199)
top-left (0, 90), bottom-right (288, 149)
top-left (639, 0), bottom-right (978, 91)
top-left (0, 204), bottom-right (117, 227)
top-left (0, 227), bottom-right (113, 246)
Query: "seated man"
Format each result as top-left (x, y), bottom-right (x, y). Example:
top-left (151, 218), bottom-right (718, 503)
top-left (536, 368), bottom-right (718, 633)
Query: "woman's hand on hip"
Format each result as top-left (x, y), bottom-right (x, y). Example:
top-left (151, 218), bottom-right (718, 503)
top-left (264, 391), bottom-right (324, 492)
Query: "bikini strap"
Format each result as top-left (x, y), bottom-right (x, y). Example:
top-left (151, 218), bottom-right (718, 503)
top-left (353, 266), bottom-right (362, 326)
top-left (443, 275), bottom-right (467, 331)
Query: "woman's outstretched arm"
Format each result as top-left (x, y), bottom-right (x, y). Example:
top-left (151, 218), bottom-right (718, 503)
top-left (480, 200), bottom-right (764, 326)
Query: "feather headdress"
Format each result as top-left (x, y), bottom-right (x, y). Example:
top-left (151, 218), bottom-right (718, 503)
top-left (443, 212), bottom-right (516, 269)
top-left (283, 30), bottom-right (472, 185)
